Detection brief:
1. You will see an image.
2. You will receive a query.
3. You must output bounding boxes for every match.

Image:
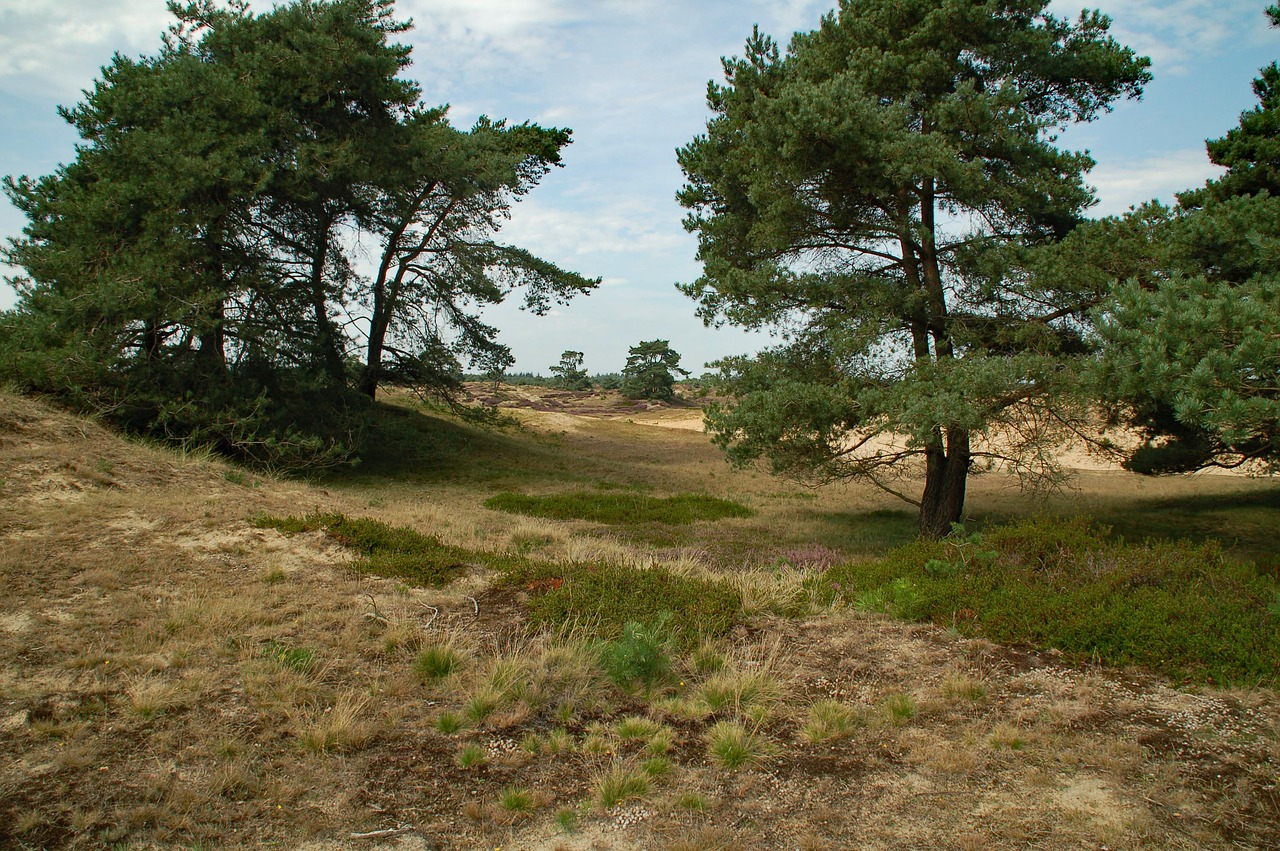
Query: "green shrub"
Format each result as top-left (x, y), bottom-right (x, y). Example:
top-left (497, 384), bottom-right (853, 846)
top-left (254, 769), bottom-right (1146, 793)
top-left (505, 561), bottom-right (741, 648)
top-left (484, 491), bottom-right (753, 525)
top-left (823, 516), bottom-right (1280, 685)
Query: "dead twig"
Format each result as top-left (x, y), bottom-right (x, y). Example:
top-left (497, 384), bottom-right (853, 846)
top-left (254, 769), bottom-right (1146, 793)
top-left (466, 595), bottom-right (479, 618)
top-left (421, 604), bottom-right (439, 629)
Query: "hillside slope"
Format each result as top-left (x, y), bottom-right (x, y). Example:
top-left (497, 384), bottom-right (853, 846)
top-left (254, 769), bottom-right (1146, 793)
top-left (1, 391), bottom-right (1277, 849)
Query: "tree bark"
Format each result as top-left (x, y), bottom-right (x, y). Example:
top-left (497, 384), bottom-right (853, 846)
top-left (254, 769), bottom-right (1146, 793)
top-left (918, 426), bottom-right (970, 538)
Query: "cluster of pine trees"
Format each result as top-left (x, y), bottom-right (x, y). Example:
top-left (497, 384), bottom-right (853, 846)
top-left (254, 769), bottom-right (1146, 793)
top-left (0, 0), bottom-right (595, 469)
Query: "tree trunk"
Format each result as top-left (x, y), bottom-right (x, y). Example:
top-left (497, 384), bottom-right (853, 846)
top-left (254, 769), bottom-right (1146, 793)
top-left (196, 301), bottom-right (226, 373)
top-left (196, 218), bottom-right (228, 374)
top-left (918, 427), bottom-right (970, 538)
top-left (357, 321), bottom-right (384, 400)
top-left (307, 230), bottom-right (347, 386)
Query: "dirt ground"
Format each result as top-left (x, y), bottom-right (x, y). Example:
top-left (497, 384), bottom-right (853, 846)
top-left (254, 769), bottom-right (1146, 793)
top-left (1, 389), bottom-right (1278, 849)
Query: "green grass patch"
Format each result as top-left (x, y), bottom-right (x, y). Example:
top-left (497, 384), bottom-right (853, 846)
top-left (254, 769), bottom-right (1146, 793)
top-left (260, 639), bottom-right (315, 674)
top-left (253, 511), bottom-right (496, 586)
top-left (504, 560), bottom-right (742, 648)
top-left (484, 491), bottom-right (753, 525)
top-left (821, 516), bottom-right (1280, 686)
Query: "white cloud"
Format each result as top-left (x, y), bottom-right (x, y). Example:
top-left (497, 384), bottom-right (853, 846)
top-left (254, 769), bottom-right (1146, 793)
top-left (403, 0), bottom-right (578, 61)
top-left (0, 1), bottom-right (172, 98)
top-left (502, 197), bottom-right (689, 260)
top-left (1086, 148), bottom-right (1225, 216)
top-left (1050, 0), bottom-right (1264, 75)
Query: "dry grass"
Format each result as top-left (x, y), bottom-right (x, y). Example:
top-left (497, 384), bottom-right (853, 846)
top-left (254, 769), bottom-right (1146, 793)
top-left (2, 388), bottom-right (1279, 850)
top-left (291, 690), bottom-right (378, 753)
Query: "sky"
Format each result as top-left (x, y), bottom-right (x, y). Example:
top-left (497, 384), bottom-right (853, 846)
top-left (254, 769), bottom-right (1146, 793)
top-left (1, 0), bottom-right (1277, 375)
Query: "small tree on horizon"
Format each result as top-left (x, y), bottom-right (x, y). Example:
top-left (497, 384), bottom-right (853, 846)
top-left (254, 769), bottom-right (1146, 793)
top-left (621, 340), bottom-right (689, 402)
top-left (550, 350), bottom-right (591, 390)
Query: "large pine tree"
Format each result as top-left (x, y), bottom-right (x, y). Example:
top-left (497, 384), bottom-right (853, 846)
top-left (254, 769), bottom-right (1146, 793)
top-left (677, 0), bottom-right (1150, 536)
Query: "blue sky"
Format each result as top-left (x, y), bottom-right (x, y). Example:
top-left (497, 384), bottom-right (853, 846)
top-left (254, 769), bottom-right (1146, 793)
top-left (1, 0), bottom-right (1277, 374)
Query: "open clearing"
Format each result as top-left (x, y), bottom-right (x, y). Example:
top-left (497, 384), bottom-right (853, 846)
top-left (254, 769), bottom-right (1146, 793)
top-left (1, 386), bottom-right (1278, 849)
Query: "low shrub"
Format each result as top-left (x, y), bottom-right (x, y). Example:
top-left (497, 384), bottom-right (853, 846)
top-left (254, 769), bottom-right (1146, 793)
top-left (822, 516), bottom-right (1280, 685)
top-left (505, 561), bottom-right (742, 648)
top-left (484, 491), bottom-right (753, 525)
top-left (253, 512), bottom-right (478, 586)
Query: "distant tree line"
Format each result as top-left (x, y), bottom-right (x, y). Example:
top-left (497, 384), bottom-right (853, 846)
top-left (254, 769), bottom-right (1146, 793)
top-left (469, 340), bottom-right (694, 400)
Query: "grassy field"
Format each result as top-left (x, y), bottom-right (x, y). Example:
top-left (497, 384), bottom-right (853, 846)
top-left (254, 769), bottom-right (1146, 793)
top-left (1, 385), bottom-right (1278, 850)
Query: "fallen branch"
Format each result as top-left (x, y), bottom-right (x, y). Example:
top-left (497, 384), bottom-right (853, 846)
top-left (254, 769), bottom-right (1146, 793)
top-left (350, 825), bottom-right (409, 840)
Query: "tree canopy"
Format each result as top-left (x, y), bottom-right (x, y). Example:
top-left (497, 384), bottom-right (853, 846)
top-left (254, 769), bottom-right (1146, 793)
top-left (677, 0), bottom-right (1150, 536)
top-left (1, 0), bottom-right (596, 468)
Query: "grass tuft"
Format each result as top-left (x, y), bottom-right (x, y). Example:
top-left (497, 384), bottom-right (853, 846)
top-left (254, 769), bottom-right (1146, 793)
top-left (413, 642), bottom-right (466, 682)
top-left (801, 700), bottom-right (862, 743)
top-left (463, 690), bottom-right (502, 725)
top-left (942, 672), bottom-right (988, 703)
top-left (498, 786), bottom-right (535, 813)
top-left (706, 721), bottom-right (773, 770)
top-left (293, 692), bottom-right (375, 754)
top-left (594, 764), bottom-right (650, 808)
top-left (434, 712), bottom-right (463, 734)
top-left (881, 693), bottom-right (917, 726)
top-left (261, 639), bottom-right (315, 674)
top-left (456, 742), bottom-right (487, 768)
top-left (641, 755), bottom-right (674, 779)
top-left (616, 715), bottom-right (664, 742)
top-left (699, 667), bottom-right (780, 717)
